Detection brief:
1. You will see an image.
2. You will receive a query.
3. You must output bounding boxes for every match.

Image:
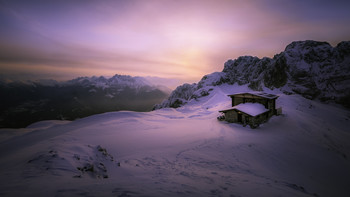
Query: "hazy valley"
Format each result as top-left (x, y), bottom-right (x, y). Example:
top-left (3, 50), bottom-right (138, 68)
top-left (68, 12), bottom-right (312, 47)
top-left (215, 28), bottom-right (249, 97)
top-left (0, 75), bottom-right (170, 128)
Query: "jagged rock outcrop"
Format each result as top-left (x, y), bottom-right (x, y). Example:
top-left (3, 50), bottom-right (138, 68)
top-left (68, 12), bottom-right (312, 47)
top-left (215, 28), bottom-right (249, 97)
top-left (153, 83), bottom-right (197, 109)
top-left (155, 40), bottom-right (350, 109)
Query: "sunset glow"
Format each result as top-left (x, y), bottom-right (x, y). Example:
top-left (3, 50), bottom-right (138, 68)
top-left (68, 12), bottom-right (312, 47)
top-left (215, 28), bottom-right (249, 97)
top-left (1, 0), bottom-right (350, 85)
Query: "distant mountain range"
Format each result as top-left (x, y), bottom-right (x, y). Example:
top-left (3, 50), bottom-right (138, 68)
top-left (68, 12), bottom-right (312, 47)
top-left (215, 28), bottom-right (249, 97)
top-left (0, 74), bottom-right (170, 128)
top-left (155, 40), bottom-right (350, 109)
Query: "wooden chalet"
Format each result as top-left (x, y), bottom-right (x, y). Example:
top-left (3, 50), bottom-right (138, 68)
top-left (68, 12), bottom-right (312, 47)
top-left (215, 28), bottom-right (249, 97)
top-left (219, 92), bottom-right (280, 128)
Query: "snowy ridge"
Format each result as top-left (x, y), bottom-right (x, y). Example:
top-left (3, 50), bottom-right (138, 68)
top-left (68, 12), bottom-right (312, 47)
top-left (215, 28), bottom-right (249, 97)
top-left (66, 74), bottom-right (155, 91)
top-left (155, 40), bottom-right (350, 109)
top-left (0, 74), bottom-right (171, 93)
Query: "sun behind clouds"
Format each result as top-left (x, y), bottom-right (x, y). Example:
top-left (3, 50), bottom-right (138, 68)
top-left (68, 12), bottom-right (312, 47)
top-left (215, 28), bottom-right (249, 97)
top-left (0, 0), bottom-right (349, 83)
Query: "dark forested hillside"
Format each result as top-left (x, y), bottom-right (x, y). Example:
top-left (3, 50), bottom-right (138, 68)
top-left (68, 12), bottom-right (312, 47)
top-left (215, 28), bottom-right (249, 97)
top-left (0, 75), bottom-right (169, 128)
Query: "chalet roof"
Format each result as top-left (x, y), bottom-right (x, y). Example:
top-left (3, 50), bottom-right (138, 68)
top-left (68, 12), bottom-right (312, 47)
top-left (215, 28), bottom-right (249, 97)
top-left (219, 103), bottom-right (270, 117)
top-left (227, 92), bottom-right (278, 99)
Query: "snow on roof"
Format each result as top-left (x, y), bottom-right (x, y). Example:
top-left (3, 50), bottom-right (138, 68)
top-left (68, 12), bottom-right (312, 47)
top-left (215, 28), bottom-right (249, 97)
top-left (228, 92), bottom-right (278, 99)
top-left (220, 103), bottom-right (270, 117)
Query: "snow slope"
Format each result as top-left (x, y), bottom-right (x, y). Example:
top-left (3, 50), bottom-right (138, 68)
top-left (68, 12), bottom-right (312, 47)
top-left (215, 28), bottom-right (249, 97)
top-left (0, 84), bottom-right (349, 196)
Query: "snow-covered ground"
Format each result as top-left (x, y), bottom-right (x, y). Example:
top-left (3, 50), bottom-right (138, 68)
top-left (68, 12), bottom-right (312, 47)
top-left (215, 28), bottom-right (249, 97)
top-left (0, 84), bottom-right (349, 196)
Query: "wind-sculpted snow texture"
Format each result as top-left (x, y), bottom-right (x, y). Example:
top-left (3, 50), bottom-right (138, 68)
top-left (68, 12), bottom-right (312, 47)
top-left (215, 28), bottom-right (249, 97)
top-left (1, 85), bottom-right (350, 196)
top-left (155, 40), bottom-right (350, 109)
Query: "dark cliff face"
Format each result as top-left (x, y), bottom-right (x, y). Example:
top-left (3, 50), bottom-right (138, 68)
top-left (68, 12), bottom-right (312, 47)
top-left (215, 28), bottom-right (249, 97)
top-left (156, 40), bottom-right (350, 109)
top-left (283, 40), bottom-right (350, 101)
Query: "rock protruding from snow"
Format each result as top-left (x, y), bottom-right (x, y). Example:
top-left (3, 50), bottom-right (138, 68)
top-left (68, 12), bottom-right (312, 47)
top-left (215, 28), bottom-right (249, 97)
top-left (154, 72), bottom-right (227, 109)
top-left (156, 40), bottom-right (350, 109)
top-left (25, 144), bottom-right (117, 179)
top-left (154, 83), bottom-right (197, 109)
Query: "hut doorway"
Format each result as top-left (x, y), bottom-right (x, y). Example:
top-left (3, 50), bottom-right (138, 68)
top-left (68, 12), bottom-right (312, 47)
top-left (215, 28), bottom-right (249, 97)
top-left (238, 113), bottom-right (242, 122)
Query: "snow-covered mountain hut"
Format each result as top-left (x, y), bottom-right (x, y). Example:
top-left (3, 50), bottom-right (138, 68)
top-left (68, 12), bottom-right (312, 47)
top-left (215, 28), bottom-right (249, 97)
top-left (219, 92), bottom-right (280, 128)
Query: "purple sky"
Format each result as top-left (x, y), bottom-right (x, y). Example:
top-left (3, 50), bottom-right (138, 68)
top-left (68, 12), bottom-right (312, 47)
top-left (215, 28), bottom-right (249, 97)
top-left (1, 0), bottom-right (350, 86)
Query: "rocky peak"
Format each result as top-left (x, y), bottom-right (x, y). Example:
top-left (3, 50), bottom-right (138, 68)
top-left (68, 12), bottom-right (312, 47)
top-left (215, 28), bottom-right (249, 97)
top-left (285, 40), bottom-right (331, 51)
top-left (335, 41), bottom-right (350, 60)
top-left (155, 40), bottom-right (350, 109)
top-left (222, 56), bottom-right (261, 73)
top-left (284, 40), bottom-right (334, 66)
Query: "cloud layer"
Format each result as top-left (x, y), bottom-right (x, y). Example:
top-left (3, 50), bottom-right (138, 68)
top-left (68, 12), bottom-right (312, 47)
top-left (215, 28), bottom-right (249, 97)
top-left (1, 0), bottom-right (350, 84)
